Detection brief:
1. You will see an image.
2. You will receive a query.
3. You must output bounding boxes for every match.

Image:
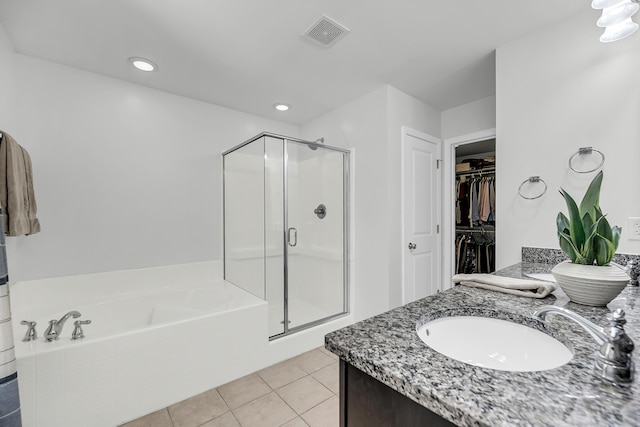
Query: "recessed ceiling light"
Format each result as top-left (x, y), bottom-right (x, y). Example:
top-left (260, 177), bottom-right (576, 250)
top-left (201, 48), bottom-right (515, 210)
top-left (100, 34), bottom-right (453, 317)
top-left (273, 103), bottom-right (291, 111)
top-left (128, 57), bottom-right (158, 72)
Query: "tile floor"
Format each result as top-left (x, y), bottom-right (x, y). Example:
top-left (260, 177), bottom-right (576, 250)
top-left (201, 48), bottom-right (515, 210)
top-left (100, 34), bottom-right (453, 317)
top-left (120, 347), bottom-right (339, 427)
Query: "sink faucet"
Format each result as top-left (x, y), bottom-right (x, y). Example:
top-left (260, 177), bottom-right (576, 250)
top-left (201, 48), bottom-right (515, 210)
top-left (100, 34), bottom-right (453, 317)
top-left (533, 305), bottom-right (634, 386)
top-left (44, 311), bottom-right (81, 341)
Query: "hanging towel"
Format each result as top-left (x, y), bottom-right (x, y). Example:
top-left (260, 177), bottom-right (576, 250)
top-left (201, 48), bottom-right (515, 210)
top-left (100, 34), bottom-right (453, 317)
top-left (452, 273), bottom-right (557, 298)
top-left (0, 131), bottom-right (40, 236)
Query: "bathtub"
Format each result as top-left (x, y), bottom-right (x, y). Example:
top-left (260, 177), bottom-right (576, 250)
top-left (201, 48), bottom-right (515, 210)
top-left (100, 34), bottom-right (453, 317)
top-left (10, 261), bottom-right (354, 427)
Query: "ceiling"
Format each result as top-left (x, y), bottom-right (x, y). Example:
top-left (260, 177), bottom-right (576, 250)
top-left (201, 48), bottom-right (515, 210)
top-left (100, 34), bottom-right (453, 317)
top-left (0, 0), bottom-right (589, 125)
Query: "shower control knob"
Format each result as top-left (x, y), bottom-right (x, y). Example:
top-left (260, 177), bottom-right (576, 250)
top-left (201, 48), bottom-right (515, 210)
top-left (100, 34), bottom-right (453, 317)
top-left (408, 243), bottom-right (417, 250)
top-left (314, 204), bottom-right (327, 219)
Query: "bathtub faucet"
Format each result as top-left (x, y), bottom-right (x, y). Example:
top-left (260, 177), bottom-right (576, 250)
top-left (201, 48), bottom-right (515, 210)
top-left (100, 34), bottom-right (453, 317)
top-left (44, 311), bottom-right (81, 341)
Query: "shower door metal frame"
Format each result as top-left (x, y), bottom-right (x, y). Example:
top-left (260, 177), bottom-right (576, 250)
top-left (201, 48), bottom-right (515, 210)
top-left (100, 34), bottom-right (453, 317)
top-left (222, 132), bottom-right (350, 340)
top-left (279, 135), bottom-right (350, 339)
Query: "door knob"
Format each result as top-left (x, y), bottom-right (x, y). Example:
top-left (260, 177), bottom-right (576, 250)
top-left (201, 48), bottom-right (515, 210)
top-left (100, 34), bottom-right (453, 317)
top-left (408, 243), bottom-right (417, 250)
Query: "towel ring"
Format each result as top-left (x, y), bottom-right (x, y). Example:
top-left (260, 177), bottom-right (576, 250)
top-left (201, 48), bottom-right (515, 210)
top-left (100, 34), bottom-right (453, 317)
top-left (518, 176), bottom-right (547, 200)
top-left (569, 147), bottom-right (605, 173)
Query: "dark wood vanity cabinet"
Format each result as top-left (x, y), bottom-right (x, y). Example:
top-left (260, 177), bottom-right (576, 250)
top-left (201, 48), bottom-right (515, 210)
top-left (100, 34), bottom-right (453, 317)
top-left (339, 360), bottom-right (456, 427)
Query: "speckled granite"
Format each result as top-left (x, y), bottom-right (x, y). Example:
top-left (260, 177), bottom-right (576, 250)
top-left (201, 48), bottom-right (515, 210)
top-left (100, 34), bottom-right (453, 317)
top-left (522, 246), bottom-right (640, 269)
top-left (326, 262), bottom-right (640, 427)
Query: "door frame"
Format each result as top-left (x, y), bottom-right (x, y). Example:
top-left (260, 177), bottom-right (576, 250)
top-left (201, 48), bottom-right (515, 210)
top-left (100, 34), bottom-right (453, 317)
top-left (400, 126), bottom-right (442, 304)
top-left (442, 128), bottom-right (496, 290)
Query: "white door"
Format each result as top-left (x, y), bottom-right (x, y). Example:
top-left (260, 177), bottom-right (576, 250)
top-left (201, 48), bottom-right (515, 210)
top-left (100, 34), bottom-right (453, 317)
top-left (401, 127), bottom-right (441, 304)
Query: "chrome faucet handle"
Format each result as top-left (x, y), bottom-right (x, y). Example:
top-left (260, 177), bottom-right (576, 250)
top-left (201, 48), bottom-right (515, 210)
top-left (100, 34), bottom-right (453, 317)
top-left (71, 320), bottom-right (91, 340)
top-left (20, 320), bottom-right (37, 342)
top-left (595, 309), bottom-right (635, 385)
top-left (44, 319), bottom-right (60, 341)
top-left (626, 260), bottom-right (640, 286)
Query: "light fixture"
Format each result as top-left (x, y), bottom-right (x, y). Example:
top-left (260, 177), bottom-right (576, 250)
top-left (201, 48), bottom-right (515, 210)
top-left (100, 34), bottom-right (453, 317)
top-left (273, 103), bottom-right (291, 111)
top-left (128, 57), bottom-right (158, 72)
top-left (592, 0), bottom-right (640, 42)
top-left (600, 18), bottom-right (639, 42)
top-left (597, 1), bottom-right (639, 26)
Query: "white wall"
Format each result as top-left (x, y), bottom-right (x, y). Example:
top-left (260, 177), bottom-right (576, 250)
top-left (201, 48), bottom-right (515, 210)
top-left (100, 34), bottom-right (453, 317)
top-left (0, 26), bottom-right (15, 131)
top-left (300, 85), bottom-right (440, 321)
top-left (441, 95), bottom-right (496, 140)
top-left (496, 10), bottom-right (640, 268)
top-left (1, 36), bottom-right (297, 281)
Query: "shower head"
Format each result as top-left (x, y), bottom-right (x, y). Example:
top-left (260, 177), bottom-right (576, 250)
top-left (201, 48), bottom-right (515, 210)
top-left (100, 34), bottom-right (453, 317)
top-left (308, 137), bottom-right (325, 150)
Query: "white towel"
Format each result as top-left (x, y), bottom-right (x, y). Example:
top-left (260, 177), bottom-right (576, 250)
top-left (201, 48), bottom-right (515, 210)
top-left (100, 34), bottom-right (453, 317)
top-left (452, 273), bottom-right (557, 298)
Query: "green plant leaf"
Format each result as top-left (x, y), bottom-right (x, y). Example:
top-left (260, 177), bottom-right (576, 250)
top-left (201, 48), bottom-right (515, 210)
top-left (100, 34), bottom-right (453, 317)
top-left (594, 237), bottom-right (608, 265)
top-left (558, 231), bottom-right (580, 263)
top-left (559, 188), bottom-right (585, 250)
top-left (556, 212), bottom-right (570, 233)
top-left (579, 170), bottom-right (603, 219)
top-left (596, 212), bottom-right (614, 242)
top-left (612, 226), bottom-right (622, 252)
top-left (593, 233), bottom-right (615, 266)
top-left (582, 211), bottom-right (594, 242)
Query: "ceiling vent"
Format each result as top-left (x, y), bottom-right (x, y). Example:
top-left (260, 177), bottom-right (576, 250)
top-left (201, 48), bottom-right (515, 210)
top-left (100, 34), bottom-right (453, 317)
top-left (303, 15), bottom-right (350, 47)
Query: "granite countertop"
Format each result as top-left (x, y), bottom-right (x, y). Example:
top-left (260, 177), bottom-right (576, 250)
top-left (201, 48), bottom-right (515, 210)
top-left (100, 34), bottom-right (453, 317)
top-left (325, 262), bottom-right (640, 427)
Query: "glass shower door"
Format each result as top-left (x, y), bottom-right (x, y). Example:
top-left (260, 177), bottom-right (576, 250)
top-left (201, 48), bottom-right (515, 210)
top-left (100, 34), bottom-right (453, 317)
top-left (285, 140), bottom-right (347, 330)
top-left (224, 132), bottom-right (349, 340)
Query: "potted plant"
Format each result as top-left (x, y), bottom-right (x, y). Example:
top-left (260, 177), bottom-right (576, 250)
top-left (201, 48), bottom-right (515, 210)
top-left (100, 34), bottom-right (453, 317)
top-left (551, 170), bottom-right (629, 306)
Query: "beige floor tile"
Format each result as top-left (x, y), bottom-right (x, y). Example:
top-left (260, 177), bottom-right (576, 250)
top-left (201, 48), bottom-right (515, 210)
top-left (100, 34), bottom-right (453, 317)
top-left (168, 388), bottom-right (229, 427)
top-left (217, 373), bottom-right (272, 409)
top-left (200, 411), bottom-right (241, 427)
top-left (291, 349), bottom-right (335, 374)
top-left (301, 395), bottom-right (339, 427)
top-left (119, 409), bottom-right (173, 427)
top-left (310, 362), bottom-right (339, 395)
top-left (276, 376), bottom-right (333, 415)
top-left (317, 347), bottom-right (338, 361)
top-left (232, 392), bottom-right (297, 427)
top-left (281, 416), bottom-right (309, 427)
top-left (258, 359), bottom-right (307, 390)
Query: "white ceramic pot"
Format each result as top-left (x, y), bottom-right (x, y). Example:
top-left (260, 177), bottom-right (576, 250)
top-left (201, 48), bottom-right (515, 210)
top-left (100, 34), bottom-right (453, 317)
top-left (551, 260), bottom-right (630, 306)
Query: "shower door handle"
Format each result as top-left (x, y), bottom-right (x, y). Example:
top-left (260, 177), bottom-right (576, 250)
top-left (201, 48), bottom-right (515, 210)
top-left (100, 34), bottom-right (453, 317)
top-left (288, 228), bottom-right (298, 247)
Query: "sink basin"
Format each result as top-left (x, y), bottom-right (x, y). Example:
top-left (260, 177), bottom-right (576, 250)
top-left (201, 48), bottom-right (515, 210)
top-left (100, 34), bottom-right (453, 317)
top-left (416, 316), bottom-right (573, 372)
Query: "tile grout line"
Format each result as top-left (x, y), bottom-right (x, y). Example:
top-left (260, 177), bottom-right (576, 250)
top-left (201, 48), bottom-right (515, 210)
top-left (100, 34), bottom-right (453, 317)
top-left (199, 409), bottom-right (241, 427)
top-left (272, 371), bottom-right (337, 423)
top-left (298, 393), bottom-right (335, 422)
top-left (164, 407), bottom-right (176, 427)
top-left (272, 376), bottom-right (307, 418)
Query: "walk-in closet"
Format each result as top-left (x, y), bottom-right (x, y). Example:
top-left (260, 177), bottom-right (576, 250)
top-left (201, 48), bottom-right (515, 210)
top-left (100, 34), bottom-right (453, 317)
top-left (454, 139), bottom-right (496, 274)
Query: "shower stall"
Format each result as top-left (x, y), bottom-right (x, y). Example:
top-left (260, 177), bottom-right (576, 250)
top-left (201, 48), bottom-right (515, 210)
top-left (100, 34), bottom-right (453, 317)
top-left (223, 133), bottom-right (350, 339)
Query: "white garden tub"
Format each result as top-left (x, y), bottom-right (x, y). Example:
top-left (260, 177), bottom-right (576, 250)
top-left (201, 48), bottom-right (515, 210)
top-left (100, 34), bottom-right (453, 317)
top-left (9, 262), bottom-right (271, 427)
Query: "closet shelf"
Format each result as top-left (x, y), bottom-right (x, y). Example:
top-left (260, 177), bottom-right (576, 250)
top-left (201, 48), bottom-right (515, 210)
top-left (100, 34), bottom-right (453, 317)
top-left (456, 166), bottom-right (495, 177)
